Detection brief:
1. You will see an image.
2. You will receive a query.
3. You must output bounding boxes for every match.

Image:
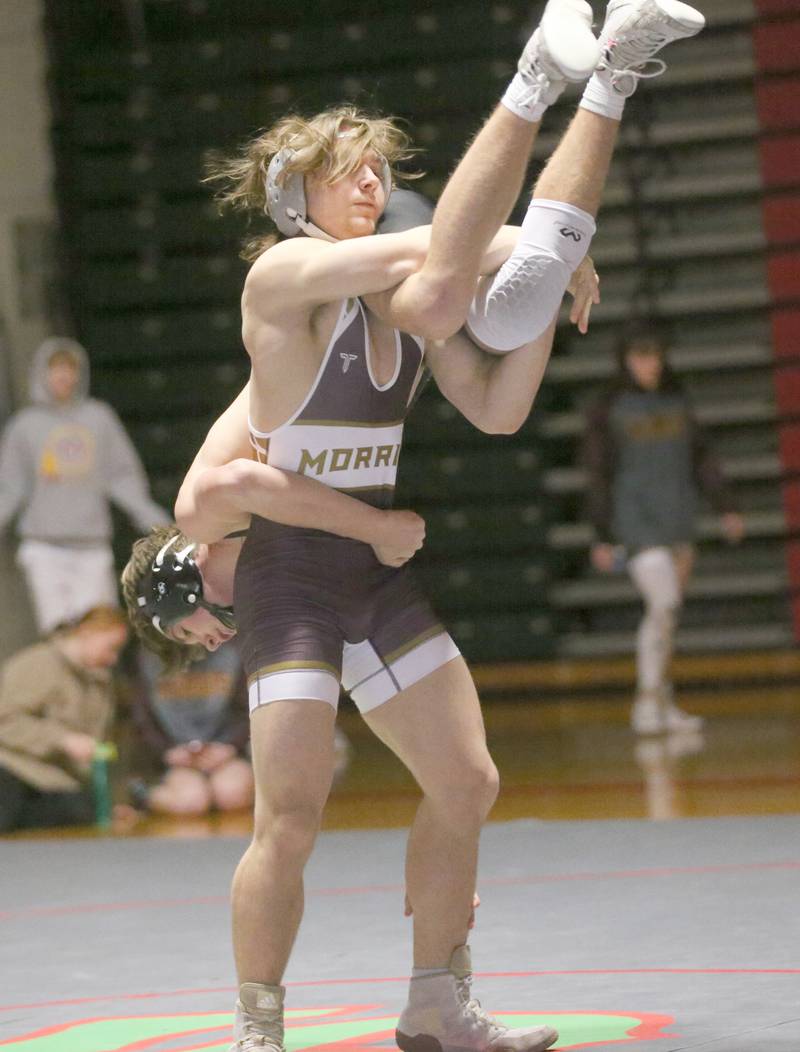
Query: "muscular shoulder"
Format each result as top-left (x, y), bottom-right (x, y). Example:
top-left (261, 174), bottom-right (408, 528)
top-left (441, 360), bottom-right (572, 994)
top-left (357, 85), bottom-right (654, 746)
top-left (244, 239), bottom-right (325, 310)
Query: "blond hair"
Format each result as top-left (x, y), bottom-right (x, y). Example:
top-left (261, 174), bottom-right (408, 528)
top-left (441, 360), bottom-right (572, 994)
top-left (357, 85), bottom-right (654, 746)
top-left (204, 104), bottom-right (422, 261)
top-left (42, 336), bottom-right (84, 370)
top-left (120, 525), bottom-right (205, 669)
top-left (53, 605), bottom-right (129, 637)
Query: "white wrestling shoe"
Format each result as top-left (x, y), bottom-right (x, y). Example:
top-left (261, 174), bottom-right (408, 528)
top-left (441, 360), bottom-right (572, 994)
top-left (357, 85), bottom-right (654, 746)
top-left (231, 983), bottom-right (285, 1052)
top-left (631, 690), bottom-right (665, 735)
top-left (396, 945), bottom-right (558, 1052)
top-left (594, 0), bottom-right (706, 97)
top-left (503, 0), bottom-right (601, 120)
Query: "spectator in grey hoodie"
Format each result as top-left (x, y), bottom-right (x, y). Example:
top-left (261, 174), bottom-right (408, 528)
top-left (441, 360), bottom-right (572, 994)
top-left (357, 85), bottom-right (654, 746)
top-left (0, 337), bottom-right (169, 633)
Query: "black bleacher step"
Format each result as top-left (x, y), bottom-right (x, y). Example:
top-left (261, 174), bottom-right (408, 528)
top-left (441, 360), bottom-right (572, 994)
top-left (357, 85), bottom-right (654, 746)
top-left (556, 621), bottom-right (794, 659)
top-left (545, 343), bottom-right (773, 386)
top-left (547, 509), bottom-right (790, 551)
top-left (397, 447), bottom-right (542, 501)
top-left (543, 452), bottom-right (783, 496)
top-left (83, 308), bottom-right (245, 362)
top-left (450, 612), bottom-right (557, 664)
top-left (415, 502), bottom-right (553, 557)
top-left (537, 398), bottom-right (778, 441)
top-left (550, 567), bottom-right (788, 610)
top-left (418, 556), bottom-right (551, 613)
top-left (80, 255), bottom-right (245, 308)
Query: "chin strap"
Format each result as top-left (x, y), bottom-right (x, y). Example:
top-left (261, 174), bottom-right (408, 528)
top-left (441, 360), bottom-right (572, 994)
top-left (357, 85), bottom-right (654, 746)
top-left (287, 210), bottom-right (339, 243)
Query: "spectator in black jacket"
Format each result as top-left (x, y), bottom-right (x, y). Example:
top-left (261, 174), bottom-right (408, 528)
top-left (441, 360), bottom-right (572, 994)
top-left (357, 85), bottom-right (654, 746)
top-left (583, 322), bottom-right (744, 734)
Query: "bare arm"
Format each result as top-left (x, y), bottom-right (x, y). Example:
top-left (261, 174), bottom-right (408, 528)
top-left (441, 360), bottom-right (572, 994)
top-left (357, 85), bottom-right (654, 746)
top-left (244, 227), bottom-right (432, 318)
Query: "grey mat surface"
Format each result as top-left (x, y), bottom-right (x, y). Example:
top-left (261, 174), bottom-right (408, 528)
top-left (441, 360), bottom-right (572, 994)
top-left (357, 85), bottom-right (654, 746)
top-left (1, 815), bottom-right (798, 1051)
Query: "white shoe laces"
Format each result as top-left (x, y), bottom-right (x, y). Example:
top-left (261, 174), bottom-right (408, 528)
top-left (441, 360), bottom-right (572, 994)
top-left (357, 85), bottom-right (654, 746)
top-left (455, 974), bottom-right (507, 1038)
top-left (515, 69), bottom-right (553, 107)
top-left (599, 24), bottom-right (672, 87)
top-left (237, 1015), bottom-right (284, 1052)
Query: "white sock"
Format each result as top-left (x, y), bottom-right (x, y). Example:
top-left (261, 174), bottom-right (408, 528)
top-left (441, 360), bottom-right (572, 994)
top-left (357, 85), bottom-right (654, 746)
top-left (501, 71), bottom-right (556, 123)
top-left (580, 72), bottom-right (626, 121)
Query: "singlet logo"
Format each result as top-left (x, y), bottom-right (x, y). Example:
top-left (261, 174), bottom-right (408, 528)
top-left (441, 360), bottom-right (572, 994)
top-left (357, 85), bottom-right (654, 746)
top-left (298, 443), bottom-right (401, 476)
top-left (340, 352), bottom-right (358, 374)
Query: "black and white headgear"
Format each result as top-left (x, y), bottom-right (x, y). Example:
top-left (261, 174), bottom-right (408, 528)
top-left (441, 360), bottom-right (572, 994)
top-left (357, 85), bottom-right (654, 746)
top-left (136, 536), bottom-right (236, 637)
top-left (264, 145), bottom-right (392, 242)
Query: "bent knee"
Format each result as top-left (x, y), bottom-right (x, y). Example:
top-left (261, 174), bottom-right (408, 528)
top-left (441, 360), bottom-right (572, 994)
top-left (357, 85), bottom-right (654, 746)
top-left (254, 800), bottom-right (325, 861)
top-left (404, 275), bottom-right (473, 341)
top-left (429, 757), bottom-right (500, 827)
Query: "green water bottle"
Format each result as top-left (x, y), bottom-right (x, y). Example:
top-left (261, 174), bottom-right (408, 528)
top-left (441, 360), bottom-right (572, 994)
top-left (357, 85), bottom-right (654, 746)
top-left (92, 742), bottom-right (118, 829)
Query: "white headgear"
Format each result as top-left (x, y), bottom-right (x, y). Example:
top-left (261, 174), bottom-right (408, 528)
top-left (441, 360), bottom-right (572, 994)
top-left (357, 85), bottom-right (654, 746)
top-left (264, 147), bottom-right (392, 242)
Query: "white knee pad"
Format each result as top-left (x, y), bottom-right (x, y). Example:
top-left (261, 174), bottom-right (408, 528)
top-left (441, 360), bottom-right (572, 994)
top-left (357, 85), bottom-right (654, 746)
top-left (629, 547), bottom-right (682, 613)
top-left (466, 199), bottom-right (595, 354)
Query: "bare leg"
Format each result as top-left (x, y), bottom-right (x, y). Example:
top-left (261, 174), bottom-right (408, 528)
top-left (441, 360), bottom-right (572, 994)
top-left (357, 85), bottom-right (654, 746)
top-left (388, 107), bottom-right (540, 339)
top-left (363, 657), bottom-right (498, 966)
top-left (232, 699), bottom-right (336, 983)
top-left (533, 107), bottom-right (620, 218)
top-left (465, 107), bottom-right (621, 354)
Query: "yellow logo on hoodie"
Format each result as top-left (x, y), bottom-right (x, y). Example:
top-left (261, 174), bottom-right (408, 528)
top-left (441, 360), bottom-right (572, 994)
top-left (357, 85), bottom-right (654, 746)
top-left (38, 424), bottom-right (95, 480)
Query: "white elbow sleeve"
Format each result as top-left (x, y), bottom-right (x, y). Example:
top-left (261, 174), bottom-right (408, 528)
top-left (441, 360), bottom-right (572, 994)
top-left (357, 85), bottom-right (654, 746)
top-left (466, 200), bottom-right (596, 354)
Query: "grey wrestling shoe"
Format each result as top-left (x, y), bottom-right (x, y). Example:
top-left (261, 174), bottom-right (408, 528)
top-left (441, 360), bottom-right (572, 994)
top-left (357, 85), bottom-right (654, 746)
top-left (505, 0), bottom-right (600, 119)
top-left (594, 0), bottom-right (706, 97)
top-left (396, 945), bottom-right (558, 1052)
top-left (230, 983), bottom-right (285, 1052)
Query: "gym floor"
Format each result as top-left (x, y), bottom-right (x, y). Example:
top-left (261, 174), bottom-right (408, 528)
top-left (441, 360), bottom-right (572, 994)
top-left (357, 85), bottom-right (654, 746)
top-left (1, 650), bottom-right (798, 1051)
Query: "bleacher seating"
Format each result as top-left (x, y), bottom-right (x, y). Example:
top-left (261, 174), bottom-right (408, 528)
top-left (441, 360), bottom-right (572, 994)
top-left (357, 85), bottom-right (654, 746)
top-left (43, 0), bottom-right (799, 663)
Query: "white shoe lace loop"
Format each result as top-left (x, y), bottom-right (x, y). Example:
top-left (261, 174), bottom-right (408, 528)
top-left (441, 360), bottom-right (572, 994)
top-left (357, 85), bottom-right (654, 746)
top-left (608, 57), bottom-right (667, 90)
top-left (516, 70), bottom-right (551, 107)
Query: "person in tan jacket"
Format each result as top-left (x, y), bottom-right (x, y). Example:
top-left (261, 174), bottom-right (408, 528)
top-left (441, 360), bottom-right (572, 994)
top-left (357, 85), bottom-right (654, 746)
top-left (0, 605), bottom-right (128, 833)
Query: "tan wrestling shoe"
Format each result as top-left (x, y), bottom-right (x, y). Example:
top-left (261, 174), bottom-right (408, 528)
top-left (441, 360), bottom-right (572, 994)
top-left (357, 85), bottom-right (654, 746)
top-left (396, 945), bottom-right (558, 1052)
top-left (230, 982), bottom-right (285, 1052)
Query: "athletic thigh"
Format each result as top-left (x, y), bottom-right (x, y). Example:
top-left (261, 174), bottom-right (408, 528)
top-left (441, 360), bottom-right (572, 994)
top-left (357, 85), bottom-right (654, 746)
top-left (362, 656), bottom-right (496, 797)
top-left (249, 699), bottom-right (338, 834)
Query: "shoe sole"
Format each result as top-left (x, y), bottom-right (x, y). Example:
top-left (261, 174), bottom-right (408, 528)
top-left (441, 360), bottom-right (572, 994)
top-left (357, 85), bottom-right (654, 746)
top-left (654, 0), bottom-right (706, 33)
top-left (541, 0), bottom-right (602, 81)
top-left (396, 1030), bottom-right (559, 1052)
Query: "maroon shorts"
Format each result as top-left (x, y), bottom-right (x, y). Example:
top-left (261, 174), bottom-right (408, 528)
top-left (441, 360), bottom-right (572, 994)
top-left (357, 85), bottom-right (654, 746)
top-left (234, 519), bottom-right (460, 713)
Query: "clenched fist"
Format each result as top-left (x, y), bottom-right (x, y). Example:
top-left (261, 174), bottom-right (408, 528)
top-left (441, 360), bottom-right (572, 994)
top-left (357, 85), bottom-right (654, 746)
top-left (372, 509), bottom-right (426, 567)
